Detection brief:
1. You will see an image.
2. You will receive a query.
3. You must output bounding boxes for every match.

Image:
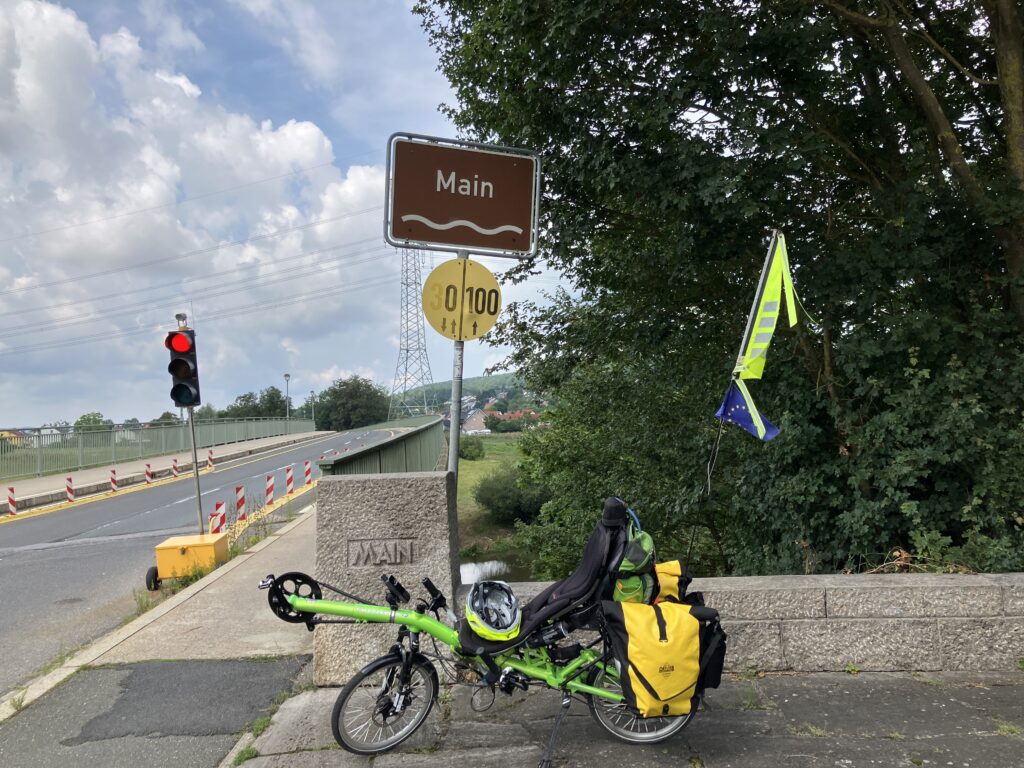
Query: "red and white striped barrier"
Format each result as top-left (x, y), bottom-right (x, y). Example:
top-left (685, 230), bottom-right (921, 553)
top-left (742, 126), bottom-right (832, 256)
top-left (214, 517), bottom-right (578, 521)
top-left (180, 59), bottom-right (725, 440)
top-left (265, 474), bottom-right (274, 506)
top-left (304, 460), bottom-right (312, 485)
top-left (110, 469), bottom-right (118, 492)
top-left (236, 485), bottom-right (246, 522)
top-left (209, 501), bottom-right (226, 534)
top-left (145, 463), bottom-right (153, 485)
top-left (7, 486), bottom-right (15, 516)
top-left (172, 458), bottom-right (179, 478)
top-left (66, 476), bottom-right (75, 503)
top-left (207, 449), bottom-right (214, 470)
top-left (285, 466), bottom-right (294, 495)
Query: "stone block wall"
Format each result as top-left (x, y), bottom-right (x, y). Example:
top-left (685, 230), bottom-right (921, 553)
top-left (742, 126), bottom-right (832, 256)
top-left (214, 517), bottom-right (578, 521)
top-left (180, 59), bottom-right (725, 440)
top-left (507, 573), bottom-right (1023, 672)
top-left (313, 472), bottom-right (459, 686)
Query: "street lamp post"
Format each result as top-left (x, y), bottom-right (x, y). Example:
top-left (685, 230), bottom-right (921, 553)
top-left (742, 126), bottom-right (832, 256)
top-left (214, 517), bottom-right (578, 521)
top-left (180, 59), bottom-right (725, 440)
top-left (284, 373), bottom-right (291, 427)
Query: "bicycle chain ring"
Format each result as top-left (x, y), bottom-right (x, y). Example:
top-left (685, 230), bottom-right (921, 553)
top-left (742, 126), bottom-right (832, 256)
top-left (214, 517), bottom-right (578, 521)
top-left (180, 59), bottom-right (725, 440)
top-left (268, 571), bottom-right (323, 623)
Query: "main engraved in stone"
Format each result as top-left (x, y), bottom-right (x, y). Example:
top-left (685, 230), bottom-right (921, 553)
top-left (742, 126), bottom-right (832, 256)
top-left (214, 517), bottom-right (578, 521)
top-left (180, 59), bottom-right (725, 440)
top-left (347, 538), bottom-right (416, 567)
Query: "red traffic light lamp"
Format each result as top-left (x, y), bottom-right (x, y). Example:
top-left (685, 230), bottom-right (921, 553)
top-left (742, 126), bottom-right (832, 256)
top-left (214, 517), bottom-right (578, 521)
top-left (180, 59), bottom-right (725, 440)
top-left (166, 329), bottom-right (201, 407)
top-left (166, 332), bottom-right (193, 354)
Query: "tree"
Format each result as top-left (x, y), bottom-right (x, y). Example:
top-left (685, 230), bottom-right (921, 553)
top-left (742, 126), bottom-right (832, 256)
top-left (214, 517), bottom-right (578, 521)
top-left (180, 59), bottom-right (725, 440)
top-left (317, 376), bottom-right (390, 431)
top-left (419, 0), bottom-right (1024, 576)
top-left (74, 412), bottom-right (112, 433)
top-left (150, 411), bottom-right (181, 425)
top-left (123, 418), bottom-right (141, 429)
top-left (221, 392), bottom-right (260, 418)
top-left (194, 404), bottom-right (219, 421)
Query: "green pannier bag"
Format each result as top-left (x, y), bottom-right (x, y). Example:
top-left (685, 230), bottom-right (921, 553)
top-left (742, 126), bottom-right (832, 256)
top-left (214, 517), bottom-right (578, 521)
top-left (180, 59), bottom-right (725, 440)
top-left (611, 522), bottom-right (657, 603)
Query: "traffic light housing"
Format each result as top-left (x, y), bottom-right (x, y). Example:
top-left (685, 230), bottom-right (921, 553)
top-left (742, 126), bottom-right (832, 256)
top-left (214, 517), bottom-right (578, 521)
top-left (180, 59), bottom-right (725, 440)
top-left (165, 329), bottom-right (201, 407)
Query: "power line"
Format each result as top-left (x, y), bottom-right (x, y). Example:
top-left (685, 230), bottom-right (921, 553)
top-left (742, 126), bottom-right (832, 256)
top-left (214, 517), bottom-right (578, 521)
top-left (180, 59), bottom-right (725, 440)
top-left (0, 247), bottom-right (393, 338)
top-left (0, 236), bottom-right (385, 319)
top-left (0, 205), bottom-right (382, 297)
top-left (0, 276), bottom-right (395, 357)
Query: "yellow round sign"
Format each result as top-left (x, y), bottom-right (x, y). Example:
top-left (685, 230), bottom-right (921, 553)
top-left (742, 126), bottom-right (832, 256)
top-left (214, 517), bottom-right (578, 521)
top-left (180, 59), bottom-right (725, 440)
top-left (422, 258), bottom-right (502, 341)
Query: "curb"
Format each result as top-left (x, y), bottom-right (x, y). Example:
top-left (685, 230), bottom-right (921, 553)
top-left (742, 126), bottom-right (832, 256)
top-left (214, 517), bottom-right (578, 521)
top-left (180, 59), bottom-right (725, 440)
top-left (0, 500), bottom-right (317, 724)
top-left (5, 431), bottom-right (331, 515)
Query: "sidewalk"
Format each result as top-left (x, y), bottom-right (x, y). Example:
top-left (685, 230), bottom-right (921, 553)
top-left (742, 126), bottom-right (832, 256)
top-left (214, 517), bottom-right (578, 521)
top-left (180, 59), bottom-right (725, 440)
top-left (0, 505), bottom-right (1021, 768)
top-left (5, 430), bottom-right (333, 512)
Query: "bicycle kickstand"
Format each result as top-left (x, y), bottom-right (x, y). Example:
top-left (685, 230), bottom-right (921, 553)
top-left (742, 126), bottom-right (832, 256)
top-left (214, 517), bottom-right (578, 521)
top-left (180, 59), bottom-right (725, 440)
top-left (537, 691), bottom-right (572, 768)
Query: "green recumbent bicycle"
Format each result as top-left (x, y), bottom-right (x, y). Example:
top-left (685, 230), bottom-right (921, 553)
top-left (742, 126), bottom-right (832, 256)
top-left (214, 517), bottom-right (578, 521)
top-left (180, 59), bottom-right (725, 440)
top-left (258, 497), bottom-right (726, 767)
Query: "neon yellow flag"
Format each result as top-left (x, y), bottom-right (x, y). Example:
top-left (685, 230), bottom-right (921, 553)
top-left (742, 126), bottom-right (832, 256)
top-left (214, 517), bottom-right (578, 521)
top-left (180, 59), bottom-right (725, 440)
top-left (733, 231), bottom-right (797, 380)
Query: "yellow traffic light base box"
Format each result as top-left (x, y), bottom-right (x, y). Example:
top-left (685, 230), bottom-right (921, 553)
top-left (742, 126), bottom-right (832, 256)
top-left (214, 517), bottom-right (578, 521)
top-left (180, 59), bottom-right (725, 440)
top-left (155, 533), bottom-right (229, 579)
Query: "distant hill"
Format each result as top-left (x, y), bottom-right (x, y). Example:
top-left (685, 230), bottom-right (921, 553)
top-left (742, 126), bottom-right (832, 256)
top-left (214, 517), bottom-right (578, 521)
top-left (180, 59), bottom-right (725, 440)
top-left (404, 372), bottom-right (522, 404)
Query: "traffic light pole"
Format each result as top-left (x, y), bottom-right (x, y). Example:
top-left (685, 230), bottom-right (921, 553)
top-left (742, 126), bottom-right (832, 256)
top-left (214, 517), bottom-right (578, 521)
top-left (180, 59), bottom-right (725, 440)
top-left (187, 406), bottom-right (204, 534)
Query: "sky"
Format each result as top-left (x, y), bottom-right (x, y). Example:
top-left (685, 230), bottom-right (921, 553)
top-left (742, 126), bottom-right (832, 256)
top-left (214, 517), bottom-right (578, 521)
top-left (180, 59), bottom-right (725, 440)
top-left (0, 0), bottom-right (561, 426)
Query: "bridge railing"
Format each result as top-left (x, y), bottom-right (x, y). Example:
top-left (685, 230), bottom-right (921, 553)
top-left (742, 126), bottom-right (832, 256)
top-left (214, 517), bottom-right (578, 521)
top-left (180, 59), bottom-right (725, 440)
top-left (0, 417), bottom-right (315, 481)
top-left (318, 415), bottom-right (447, 476)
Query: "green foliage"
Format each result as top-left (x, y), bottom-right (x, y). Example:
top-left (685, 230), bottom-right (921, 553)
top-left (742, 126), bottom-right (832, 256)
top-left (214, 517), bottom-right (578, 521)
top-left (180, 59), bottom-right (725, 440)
top-left (150, 411), bottom-right (181, 425)
top-left (193, 404), bottom-right (219, 421)
top-left (315, 376), bottom-right (390, 432)
top-left (74, 412), bottom-right (113, 433)
top-left (473, 462), bottom-right (551, 526)
top-left (483, 413), bottom-right (538, 433)
top-left (220, 387), bottom-right (293, 420)
top-left (459, 434), bottom-right (486, 460)
top-left (418, 0), bottom-right (1024, 577)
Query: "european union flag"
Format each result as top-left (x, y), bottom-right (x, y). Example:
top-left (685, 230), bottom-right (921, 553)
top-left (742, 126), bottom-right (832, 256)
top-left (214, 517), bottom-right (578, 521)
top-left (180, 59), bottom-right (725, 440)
top-left (715, 379), bottom-right (779, 441)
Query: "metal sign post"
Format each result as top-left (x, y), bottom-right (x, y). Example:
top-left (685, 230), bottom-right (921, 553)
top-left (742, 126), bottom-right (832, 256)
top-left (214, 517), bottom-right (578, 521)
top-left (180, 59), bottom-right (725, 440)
top-left (447, 251), bottom-right (468, 478)
top-left (187, 406), bottom-right (203, 534)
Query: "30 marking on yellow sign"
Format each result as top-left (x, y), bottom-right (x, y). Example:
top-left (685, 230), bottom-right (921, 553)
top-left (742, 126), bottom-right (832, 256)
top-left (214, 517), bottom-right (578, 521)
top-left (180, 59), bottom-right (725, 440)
top-left (422, 259), bottom-right (502, 341)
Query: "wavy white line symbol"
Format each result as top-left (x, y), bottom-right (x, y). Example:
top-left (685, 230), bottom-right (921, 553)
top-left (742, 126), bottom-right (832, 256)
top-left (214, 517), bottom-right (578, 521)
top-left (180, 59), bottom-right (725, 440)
top-left (400, 214), bottom-right (523, 236)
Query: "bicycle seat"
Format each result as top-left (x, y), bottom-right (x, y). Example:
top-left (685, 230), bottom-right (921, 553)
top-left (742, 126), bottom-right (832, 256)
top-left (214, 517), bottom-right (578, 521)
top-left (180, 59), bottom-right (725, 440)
top-left (458, 498), bottom-right (629, 655)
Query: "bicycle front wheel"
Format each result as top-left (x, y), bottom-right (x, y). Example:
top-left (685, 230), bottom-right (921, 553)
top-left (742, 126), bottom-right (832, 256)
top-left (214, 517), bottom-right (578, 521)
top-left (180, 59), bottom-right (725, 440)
top-left (587, 663), bottom-right (695, 744)
top-left (331, 655), bottom-right (437, 754)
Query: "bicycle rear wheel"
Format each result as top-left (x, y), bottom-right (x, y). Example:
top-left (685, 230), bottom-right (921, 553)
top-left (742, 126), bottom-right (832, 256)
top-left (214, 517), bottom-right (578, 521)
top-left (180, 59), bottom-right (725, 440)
top-left (332, 655), bottom-right (437, 754)
top-left (586, 663), bottom-right (695, 744)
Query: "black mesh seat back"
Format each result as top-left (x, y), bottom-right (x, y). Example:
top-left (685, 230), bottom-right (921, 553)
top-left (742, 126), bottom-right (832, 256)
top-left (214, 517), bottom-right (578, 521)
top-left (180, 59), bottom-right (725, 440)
top-left (457, 498), bottom-right (629, 655)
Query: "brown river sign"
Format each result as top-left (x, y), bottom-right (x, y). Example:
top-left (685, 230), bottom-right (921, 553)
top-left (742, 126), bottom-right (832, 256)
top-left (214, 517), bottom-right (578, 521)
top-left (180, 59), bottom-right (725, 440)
top-left (385, 134), bottom-right (540, 258)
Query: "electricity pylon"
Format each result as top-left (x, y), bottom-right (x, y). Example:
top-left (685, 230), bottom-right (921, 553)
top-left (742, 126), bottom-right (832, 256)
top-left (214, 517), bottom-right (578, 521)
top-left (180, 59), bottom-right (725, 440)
top-left (389, 248), bottom-right (436, 419)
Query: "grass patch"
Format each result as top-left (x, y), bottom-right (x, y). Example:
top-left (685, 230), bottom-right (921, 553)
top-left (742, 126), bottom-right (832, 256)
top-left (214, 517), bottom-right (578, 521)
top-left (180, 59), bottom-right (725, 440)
top-left (740, 682), bottom-right (773, 710)
top-left (788, 722), bottom-right (829, 737)
top-left (689, 757), bottom-right (706, 768)
top-left (10, 691), bottom-right (26, 712)
top-left (34, 642), bottom-right (77, 677)
top-left (844, 662), bottom-right (860, 675)
top-left (886, 731), bottom-right (905, 741)
top-left (1018, 657), bottom-right (1024, 672)
top-left (456, 433), bottom-right (522, 551)
top-left (995, 720), bottom-right (1021, 736)
top-left (251, 715), bottom-right (272, 737)
top-left (232, 745), bottom-right (259, 765)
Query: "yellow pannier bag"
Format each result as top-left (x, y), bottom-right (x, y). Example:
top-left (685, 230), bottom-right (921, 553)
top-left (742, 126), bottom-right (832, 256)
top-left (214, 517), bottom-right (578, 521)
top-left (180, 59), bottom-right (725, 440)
top-left (601, 600), bottom-right (703, 717)
top-left (654, 560), bottom-right (692, 603)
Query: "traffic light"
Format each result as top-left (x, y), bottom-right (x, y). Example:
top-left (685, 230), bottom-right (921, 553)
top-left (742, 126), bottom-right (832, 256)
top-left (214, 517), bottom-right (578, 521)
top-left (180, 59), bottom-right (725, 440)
top-left (165, 329), bottom-right (201, 407)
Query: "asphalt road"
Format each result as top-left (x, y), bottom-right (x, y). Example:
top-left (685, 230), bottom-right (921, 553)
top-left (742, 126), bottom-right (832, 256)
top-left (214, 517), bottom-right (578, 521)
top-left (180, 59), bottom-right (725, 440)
top-left (0, 427), bottom-right (397, 695)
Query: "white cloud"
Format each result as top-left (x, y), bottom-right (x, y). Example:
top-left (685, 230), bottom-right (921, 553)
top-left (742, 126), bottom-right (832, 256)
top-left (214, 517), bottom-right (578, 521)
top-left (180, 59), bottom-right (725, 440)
top-left (228, 0), bottom-right (338, 87)
top-left (0, 1), bottom-right (551, 427)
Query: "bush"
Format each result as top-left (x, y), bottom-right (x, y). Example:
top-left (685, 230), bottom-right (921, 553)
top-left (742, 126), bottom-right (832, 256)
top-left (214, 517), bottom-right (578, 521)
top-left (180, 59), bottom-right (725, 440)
top-left (474, 462), bottom-right (551, 526)
top-left (459, 435), bottom-right (485, 460)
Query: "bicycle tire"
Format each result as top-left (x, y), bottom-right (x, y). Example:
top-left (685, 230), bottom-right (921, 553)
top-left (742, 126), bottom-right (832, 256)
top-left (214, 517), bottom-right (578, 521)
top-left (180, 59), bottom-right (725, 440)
top-left (586, 663), bottom-right (695, 744)
top-left (331, 655), bottom-right (438, 754)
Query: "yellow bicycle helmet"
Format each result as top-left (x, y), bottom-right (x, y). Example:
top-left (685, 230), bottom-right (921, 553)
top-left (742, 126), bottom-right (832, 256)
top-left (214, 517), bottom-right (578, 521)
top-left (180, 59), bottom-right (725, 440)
top-left (465, 581), bottom-right (521, 641)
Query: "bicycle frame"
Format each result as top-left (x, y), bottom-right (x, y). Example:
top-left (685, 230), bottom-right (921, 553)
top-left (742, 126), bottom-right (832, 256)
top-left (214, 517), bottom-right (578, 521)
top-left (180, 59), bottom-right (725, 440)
top-left (287, 594), bottom-right (623, 702)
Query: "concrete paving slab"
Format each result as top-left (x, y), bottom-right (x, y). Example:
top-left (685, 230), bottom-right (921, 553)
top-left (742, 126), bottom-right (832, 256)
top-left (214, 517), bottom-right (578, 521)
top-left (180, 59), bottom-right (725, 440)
top-left (0, 658), bottom-right (305, 768)
top-left (93, 511), bottom-right (317, 664)
top-left (251, 688), bottom-right (338, 755)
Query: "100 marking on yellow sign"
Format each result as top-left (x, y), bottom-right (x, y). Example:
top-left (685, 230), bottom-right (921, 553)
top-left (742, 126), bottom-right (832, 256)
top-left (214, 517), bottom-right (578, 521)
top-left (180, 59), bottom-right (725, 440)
top-left (421, 258), bottom-right (502, 341)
